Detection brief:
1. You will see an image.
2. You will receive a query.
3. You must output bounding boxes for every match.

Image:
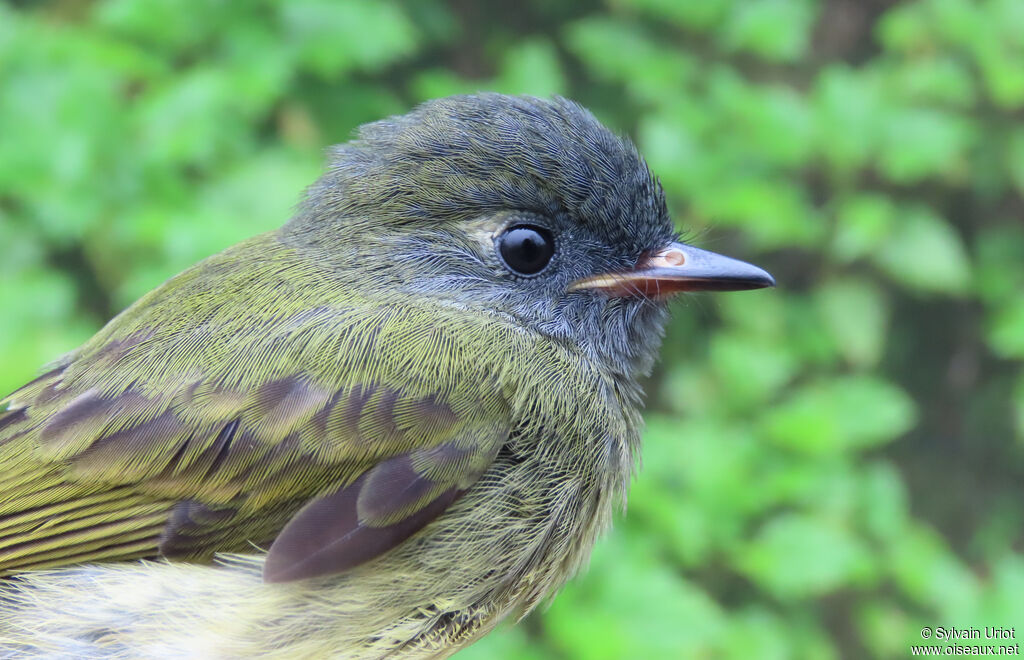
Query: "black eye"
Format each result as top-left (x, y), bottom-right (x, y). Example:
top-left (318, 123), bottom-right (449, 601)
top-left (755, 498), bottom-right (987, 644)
top-left (497, 225), bottom-right (555, 276)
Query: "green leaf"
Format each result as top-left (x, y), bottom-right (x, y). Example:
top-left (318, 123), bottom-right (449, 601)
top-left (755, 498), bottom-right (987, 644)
top-left (856, 462), bottom-right (909, 543)
top-left (831, 194), bottom-right (896, 263)
top-left (410, 69), bottom-right (484, 101)
top-left (856, 600), bottom-right (916, 659)
top-left (108, 148), bottom-right (322, 307)
top-left (546, 533), bottom-right (727, 659)
top-left (783, 297), bottom-right (841, 366)
top-left (929, 0), bottom-right (986, 48)
top-left (0, 269), bottom-right (96, 395)
top-left (637, 111), bottom-right (703, 193)
top-left (495, 38), bottom-right (565, 97)
top-left (634, 417), bottom-right (764, 563)
top-left (987, 297), bottom-right (1024, 360)
top-left (93, 0), bottom-right (235, 53)
top-left (717, 288), bottom-right (788, 340)
top-left (563, 18), bottom-right (695, 103)
top-left (876, 3), bottom-right (932, 52)
top-left (709, 332), bottom-right (798, 407)
top-left (874, 206), bottom-right (971, 295)
top-left (718, 0), bottom-right (817, 62)
top-left (137, 67), bottom-right (251, 170)
top-left (617, 0), bottom-right (731, 30)
top-left (973, 225), bottom-right (1024, 304)
top-left (708, 78), bottom-right (813, 168)
top-left (719, 607), bottom-right (794, 660)
top-left (761, 377), bottom-right (916, 455)
top-left (889, 524), bottom-right (980, 620)
top-left (814, 277), bottom-right (890, 368)
top-left (813, 66), bottom-right (884, 174)
top-left (885, 57), bottom-right (976, 108)
top-left (1008, 129), bottom-right (1024, 195)
top-left (877, 108), bottom-right (974, 183)
top-left (1015, 374), bottom-right (1024, 443)
top-left (972, 33), bottom-right (1024, 110)
top-left (977, 554), bottom-right (1024, 624)
top-left (280, 0), bottom-right (418, 77)
top-left (693, 177), bottom-right (823, 249)
top-left (299, 83), bottom-right (405, 144)
top-left (456, 623), bottom-right (549, 660)
top-left (735, 513), bottom-right (872, 599)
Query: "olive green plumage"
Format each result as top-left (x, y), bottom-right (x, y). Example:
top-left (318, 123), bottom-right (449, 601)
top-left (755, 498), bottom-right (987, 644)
top-left (0, 94), bottom-right (770, 658)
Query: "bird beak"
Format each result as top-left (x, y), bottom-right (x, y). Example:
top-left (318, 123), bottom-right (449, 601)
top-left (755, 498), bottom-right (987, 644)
top-left (569, 242), bottom-right (775, 298)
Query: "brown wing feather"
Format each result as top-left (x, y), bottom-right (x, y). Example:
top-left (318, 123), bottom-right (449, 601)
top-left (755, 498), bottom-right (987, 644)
top-left (1, 239), bottom-right (512, 578)
top-left (0, 334), bottom-right (507, 577)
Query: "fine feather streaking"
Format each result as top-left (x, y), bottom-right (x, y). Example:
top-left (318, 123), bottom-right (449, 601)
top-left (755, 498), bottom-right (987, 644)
top-left (0, 94), bottom-right (772, 658)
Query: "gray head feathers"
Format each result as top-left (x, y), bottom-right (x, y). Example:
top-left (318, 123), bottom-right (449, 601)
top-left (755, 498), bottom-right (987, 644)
top-left (294, 94), bottom-right (672, 258)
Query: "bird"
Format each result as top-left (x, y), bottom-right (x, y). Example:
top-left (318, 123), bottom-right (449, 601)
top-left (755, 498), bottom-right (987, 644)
top-left (0, 94), bottom-right (773, 658)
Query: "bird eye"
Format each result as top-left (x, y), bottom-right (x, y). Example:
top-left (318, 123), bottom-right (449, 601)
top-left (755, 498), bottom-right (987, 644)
top-left (497, 225), bottom-right (555, 276)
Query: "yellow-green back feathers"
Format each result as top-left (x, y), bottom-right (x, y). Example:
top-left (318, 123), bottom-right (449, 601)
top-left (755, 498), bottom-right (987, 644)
top-left (0, 94), bottom-right (772, 658)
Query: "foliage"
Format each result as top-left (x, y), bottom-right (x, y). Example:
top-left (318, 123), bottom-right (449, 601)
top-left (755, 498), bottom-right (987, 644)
top-left (2, 1), bottom-right (1022, 657)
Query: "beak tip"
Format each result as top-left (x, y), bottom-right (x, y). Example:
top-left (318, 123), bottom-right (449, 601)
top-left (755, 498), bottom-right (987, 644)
top-left (694, 246), bottom-right (775, 291)
top-left (688, 250), bottom-right (776, 292)
top-left (754, 270), bottom-right (776, 289)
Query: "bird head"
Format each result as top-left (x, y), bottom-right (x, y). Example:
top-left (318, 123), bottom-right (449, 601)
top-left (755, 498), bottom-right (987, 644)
top-left (285, 94), bottom-right (773, 379)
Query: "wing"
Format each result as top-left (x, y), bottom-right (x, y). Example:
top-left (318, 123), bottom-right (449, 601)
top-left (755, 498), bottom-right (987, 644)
top-left (0, 248), bottom-right (509, 581)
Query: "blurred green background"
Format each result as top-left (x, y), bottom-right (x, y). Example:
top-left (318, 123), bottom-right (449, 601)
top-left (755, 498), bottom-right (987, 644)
top-left (2, 0), bottom-right (1023, 657)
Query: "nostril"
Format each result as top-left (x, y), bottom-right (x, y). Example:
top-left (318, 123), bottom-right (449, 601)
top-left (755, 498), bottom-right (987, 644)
top-left (663, 249), bottom-right (685, 266)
